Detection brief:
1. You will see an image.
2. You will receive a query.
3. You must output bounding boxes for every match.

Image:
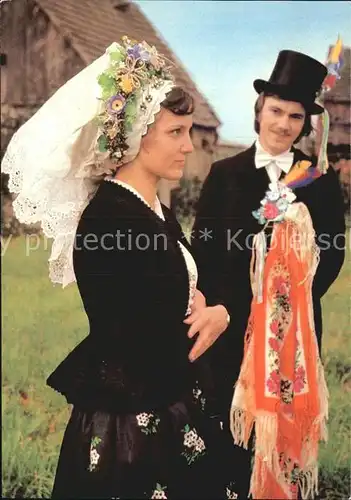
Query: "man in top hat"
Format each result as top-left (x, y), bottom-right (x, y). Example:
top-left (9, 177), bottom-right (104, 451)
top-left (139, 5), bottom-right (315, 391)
top-left (190, 50), bottom-right (346, 497)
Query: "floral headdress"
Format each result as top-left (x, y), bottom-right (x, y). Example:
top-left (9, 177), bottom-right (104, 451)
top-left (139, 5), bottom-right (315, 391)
top-left (95, 36), bottom-right (174, 166)
top-left (1, 37), bottom-right (175, 287)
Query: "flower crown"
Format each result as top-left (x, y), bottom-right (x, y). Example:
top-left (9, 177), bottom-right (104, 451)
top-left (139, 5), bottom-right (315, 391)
top-left (96, 36), bottom-right (174, 164)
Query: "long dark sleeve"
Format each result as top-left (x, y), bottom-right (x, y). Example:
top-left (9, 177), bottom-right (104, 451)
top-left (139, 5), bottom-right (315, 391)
top-left (73, 212), bottom-right (138, 342)
top-left (309, 166), bottom-right (346, 299)
top-left (191, 163), bottom-right (231, 311)
top-left (192, 162), bottom-right (254, 324)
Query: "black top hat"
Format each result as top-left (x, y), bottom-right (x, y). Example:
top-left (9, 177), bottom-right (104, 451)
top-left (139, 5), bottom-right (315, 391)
top-left (253, 50), bottom-right (327, 115)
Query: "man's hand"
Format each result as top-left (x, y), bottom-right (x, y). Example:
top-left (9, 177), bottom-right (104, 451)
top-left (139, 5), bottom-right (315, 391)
top-left (184, 304), bottom-right (229, 362)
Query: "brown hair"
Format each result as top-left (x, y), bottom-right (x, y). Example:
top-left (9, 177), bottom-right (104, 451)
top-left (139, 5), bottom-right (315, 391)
top-left (161, 86), bottom-right (194, 115)
top-left (254, 93), bottom-right (313, 144)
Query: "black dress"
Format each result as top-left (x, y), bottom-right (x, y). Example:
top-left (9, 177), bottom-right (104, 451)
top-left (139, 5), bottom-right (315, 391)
top-left (47, 181), bottom-right (238, 499)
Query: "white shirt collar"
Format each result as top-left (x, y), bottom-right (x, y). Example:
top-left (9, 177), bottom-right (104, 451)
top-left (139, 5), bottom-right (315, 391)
top-left (255, 139), bottom-right (293, 174)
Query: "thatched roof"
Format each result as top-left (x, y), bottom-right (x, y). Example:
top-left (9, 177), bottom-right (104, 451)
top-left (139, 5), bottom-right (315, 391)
top-left (36, 0), bottom-right (221, 128)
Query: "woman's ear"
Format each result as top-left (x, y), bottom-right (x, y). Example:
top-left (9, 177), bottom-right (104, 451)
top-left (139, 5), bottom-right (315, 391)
top-left (139, 122), bottom-right (157, 156)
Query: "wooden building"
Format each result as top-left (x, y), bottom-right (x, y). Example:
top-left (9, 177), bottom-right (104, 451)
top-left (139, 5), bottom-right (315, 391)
top-left (1, 0), bottom-right (247, 212)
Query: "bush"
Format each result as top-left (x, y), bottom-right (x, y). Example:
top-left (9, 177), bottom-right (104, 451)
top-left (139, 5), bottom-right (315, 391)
top-left (171, 176), bottom-right (203, 228)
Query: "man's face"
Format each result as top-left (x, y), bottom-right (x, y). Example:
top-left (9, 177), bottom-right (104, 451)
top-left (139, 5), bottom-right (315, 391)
top-left (258, 96), bottom-right (306, 155)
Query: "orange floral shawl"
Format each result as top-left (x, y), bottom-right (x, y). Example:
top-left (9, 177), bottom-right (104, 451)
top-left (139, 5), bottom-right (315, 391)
top-left (230, 203), bottom-right (329, 500)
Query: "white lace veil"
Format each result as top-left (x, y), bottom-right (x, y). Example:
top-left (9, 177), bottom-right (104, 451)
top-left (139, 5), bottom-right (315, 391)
top-left (1, 42), bottom-right (174, 287)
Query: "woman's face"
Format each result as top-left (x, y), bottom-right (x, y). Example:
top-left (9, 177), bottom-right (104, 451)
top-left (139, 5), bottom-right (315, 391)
top-left (137, 108), bottom-right (194, 181)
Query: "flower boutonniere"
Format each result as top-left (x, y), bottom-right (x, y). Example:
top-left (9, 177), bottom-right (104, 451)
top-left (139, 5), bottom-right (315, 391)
top-left (252, 182), bottom-right (296, 225)
top-left (253, 160), bottom-right (315, 225)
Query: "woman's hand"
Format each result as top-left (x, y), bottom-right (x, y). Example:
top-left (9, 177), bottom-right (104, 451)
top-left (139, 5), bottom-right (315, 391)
top-left (183, 304), bottom-right (229, 362)
top-left (191, 289), bottom-right (206, 314)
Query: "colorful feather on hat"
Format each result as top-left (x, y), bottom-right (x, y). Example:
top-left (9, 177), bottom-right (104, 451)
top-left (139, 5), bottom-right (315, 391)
top-left (314, 35), bottom-right (344, 175)
top-left (285, 36), bottom-right (344, 190)
top-left (328, 35), bottom-right (343, 65)
top-left (321, 35), bottom-right (344, 93)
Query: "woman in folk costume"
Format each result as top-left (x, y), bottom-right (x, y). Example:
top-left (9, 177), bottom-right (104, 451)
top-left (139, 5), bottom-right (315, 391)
top-left (191, 45), bottom-right (346, 499)
top-left (2, 37), bottom-right (235, 499)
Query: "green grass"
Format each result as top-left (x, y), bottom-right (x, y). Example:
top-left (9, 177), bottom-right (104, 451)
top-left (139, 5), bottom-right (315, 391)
top-left (2, 234), bottom-right (350, 498)
top-left (2, 236), bottom-right (88, 498)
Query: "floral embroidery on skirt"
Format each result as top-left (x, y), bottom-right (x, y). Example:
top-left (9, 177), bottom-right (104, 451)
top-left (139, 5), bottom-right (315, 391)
top-left (51, 395), bottom-right (238, 498)
top-left (193, 380), bottom-right (206, 411)
top-left (136, 412), bottom-right (160, 434)
top-left (226, 481), bottom-right (239, 499)
top-left (88, 436), bottom-right (102, 472)
top-left (181, 424), bottom-right (206, 465)
top-left (150, 483), bottom-right (168, 499)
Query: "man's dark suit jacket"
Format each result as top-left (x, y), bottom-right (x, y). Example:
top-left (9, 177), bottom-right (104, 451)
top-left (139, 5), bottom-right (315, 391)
top-left (192, 143), bottom-right (346, 404)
